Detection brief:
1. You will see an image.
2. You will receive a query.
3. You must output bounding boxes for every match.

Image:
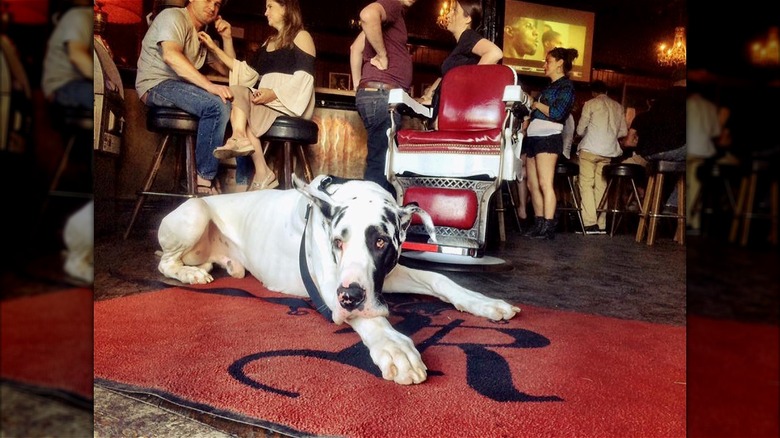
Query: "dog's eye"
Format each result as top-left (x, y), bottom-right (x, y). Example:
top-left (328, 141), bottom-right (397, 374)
top-left (333, 238), bottom-right (343, 250)
top-left (376, 238), bottom-right (387, 250)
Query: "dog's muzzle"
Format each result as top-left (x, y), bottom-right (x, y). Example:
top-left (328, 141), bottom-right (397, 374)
top-left (337, 282), bottom-right (365, 311)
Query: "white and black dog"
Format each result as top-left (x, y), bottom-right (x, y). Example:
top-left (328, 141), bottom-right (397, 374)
top-left (157, 175), bottom-right (520, 385)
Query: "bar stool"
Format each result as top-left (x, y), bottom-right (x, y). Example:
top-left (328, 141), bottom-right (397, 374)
top-left (260, 116), bottom-right (318, 189)
top-left (124, 107), bottom-right (199, 239)
top-left (554, 159), bottom-right (586, 233)
top-left (729, 158), bottom-right (778, 247)
top-left (636, 160), bottom-right (686, 245)
top-left (596, 163), bottom-right (645, 236)
top-left (41, 105), bottom-right (94, 214)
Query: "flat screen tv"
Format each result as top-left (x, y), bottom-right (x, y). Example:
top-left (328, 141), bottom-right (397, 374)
top-left (502, 1), bottom-right (595, 82)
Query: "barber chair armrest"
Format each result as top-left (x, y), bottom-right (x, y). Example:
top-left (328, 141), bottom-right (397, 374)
top-left (502, 85), bottom-right (531, 111)
top-left (388, 88), bottom-right (432, 119)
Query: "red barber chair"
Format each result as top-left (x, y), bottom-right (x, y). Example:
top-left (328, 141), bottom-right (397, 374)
top-left (386, 64), bottom-right (526, 266)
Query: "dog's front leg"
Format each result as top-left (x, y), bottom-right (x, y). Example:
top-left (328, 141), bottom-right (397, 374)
top-left (349, 316), bottom-right (427, 385)
top-left (385, 265), bottom-right (521, 320)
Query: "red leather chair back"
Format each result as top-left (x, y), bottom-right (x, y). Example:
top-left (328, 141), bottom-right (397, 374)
top-left (437, 64), bottom-right (516, 132)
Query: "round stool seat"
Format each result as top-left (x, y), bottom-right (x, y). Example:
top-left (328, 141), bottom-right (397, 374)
top-left (604, 163), bottom-right (644, 178)
top-left (555, 160), bottom-right (579, 176)
top-left (261, 116), bottom-right (318, 144)
top-left (53, 105), bottom-right (94, 130)
top-left (696, 161), bottom-right (739, 180)
top-left (147, 107), bottom-right (199, 134)
top-left (649, 160), bottom-right (685, 173)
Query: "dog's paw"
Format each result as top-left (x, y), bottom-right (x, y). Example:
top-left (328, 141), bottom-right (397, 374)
top-left (370, 333), bottom-right (427, 385)
top-left (174, 266), bottom-right (214, 284)
top-left (462, 298), bottom-right (521, 321)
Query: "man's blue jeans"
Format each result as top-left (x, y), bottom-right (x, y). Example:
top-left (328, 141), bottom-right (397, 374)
top-left (145, 79), bottom-right (231, 181)
top-left (54, 79), bottom-right (93, 109)
top-left (355, 88), bottom-right (400, 194)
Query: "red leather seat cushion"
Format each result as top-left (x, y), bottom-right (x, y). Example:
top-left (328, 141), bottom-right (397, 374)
top-left (404, 187), bottom-right (478, 229)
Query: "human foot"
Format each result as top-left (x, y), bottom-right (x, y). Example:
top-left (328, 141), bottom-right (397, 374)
top-left (196, 176), bottom-right (219, 195)
top-left (248, 172), bottom-right (279, 191)
top-left (213, 138), bottom-right (255, 160)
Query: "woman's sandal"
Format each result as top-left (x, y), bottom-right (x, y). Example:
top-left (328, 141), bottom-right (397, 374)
top-left (247, 172), bottom-right (279, 191)
top-left (213, 138), bottom-right (255, 160)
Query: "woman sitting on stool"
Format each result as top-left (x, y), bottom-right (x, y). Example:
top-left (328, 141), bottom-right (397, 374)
top-left (201, 0), bottom-right (316, 191)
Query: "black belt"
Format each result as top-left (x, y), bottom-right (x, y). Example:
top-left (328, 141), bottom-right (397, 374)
top-left (358, 81), bottom-right (401, 91)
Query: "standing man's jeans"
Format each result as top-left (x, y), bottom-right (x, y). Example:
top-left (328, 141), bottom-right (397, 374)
top-left (145, 80), bottom-right (231, 182)
top-left (355, 88), bottom-right (399, 195)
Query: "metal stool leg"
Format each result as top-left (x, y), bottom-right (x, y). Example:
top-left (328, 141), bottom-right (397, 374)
top-left (124, 134), bottom-right (172, 239)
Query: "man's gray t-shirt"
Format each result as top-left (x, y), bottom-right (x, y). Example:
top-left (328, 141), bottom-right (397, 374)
top-left (136, 7), bottom-right (207, 97)
top-left (41, 6), bottom-right (93, 98)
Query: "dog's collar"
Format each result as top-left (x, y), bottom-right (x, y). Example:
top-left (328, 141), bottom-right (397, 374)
top-left (299, 204), bottom-right (333, 322)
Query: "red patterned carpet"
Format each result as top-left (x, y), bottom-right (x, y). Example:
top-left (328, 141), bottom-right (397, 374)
top-left (1, 288), bottom-right (93, 404)
top-left (94, 276), bottom-right (685, 437)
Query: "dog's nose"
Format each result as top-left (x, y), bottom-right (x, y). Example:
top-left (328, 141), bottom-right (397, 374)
top-left (337, 283), bottom-right (365, 311)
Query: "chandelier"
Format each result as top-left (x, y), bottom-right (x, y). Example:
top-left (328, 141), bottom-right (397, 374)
top-left (657, 26), bottom-right (686, 67)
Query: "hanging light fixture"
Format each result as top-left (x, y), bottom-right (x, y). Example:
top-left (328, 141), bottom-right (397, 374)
top-left (436, 0), bottom-right (453, 29)
top-left (657, 26), bottom-right (686, 67)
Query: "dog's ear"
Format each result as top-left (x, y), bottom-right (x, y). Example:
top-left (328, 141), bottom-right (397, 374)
top-left (399, 203), bottom-right (437, 243)
top-left (297, 177), bottom-right (339, 221)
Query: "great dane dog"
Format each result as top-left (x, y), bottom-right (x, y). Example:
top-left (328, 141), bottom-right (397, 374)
top-left (157, 175), bottom-right (520, 385)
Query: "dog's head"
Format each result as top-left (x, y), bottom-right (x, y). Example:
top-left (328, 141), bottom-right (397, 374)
top-left (295, 175), bottom-right (435, 324)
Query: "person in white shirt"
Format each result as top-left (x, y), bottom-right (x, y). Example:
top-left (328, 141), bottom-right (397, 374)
top-left (575, 80), bottom-right (627, 233)
top-left (686, 84), bottom-right (722, 231)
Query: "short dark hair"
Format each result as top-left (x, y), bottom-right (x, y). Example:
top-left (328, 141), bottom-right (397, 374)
top-left (590, 80), bottom-right (607, 94)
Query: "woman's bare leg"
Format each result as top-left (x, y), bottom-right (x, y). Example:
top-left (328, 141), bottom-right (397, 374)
top-left (534, 152), bottom-right (559, 219)
top-left (526, 156), bottom-right (543, 218)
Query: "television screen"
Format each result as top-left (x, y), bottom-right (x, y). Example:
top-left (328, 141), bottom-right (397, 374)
top-left (502, 1), bottom-right (595, 82)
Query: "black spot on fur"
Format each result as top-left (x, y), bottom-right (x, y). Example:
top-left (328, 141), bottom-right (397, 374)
top-left (366, 225), bottom-right (398, 302)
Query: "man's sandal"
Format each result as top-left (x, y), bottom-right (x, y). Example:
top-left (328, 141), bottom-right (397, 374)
top-left (213, 138), bottom-right (255, 160)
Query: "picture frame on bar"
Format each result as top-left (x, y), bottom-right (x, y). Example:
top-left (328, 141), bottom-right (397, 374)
top-left (329, 73), bottom-right (351, 91)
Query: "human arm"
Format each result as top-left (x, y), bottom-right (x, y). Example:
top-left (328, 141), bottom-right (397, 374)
top-left (204, 16), bottom-right (234, 76)
top-left (359, 2), bottom-right (388, 70)
top-left (349, 32), bottom-right (366, 90)
top-left (472, 38), bottom-right (503, 65)
top-left (160, 41), bottom-right (233, 103)
top-left (66, 40), bottom-right (93, 80)
top-left (575, 101), bottom-right (591, 136)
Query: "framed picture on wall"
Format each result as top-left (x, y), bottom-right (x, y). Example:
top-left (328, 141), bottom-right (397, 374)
top-left (329, 73), bottom-right (351, 90)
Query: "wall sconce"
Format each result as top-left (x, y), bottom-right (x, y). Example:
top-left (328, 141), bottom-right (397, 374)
top-left (749, 26), bottom-right (779, 66)
top-left (657, 26), bottom-right (686, 67)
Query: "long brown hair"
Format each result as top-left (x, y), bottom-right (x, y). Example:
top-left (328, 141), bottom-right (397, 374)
top-left (267, 0), bottom-right (304, 49)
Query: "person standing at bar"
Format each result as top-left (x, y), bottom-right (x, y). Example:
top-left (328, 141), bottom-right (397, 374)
top-left (349, 0), bottom-right (418, 195)
top-left (575, 79), bottom-right (627, 234)
top-left (522, 47), bottom-right (579, 240)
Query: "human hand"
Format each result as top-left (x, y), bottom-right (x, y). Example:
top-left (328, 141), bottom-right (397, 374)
top-left (369, 53), bottom-right (388, 70)
top-left (209, 83), bottom-right (233, 104)
top-left (251, 88), bottom-right (276, 104)
top-left (214, 16), bottom-right (232, 39)
top-left (198, 31), bottom-right (218, 51)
